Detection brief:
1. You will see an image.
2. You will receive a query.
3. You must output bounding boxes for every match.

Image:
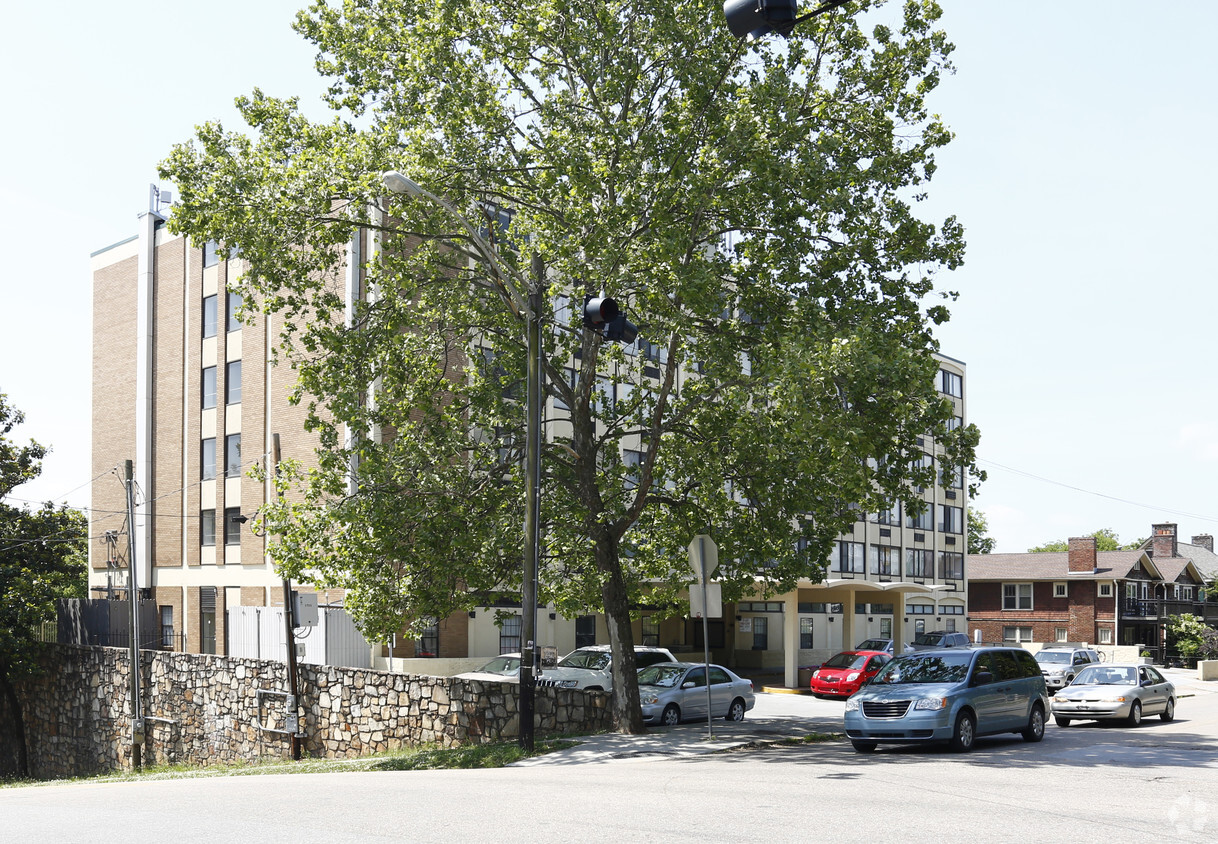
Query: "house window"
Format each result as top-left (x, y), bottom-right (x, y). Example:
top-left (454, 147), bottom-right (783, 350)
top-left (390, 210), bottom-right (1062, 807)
top-left (225, 434), bottom-right (241, 478)
top-left (1003, 626), bottom-right (1033, 643)
top-left (416, 618), bottom-right (439, 657)
top-left (1054, 582), bottom-right (1068, 599)
top-left (938, 551), bottom-right (964, 580)
top-left (225, 360), bottom-right (242, 405)
top-left (226, 291), bottom-right (243, 332)
top-left (940, 369), bottom-right (962, 398)
top-left (1098, 583), bottom-right (1113, 598)
top-left (224, 507), bottom-right (242, 546)
top-left (939, 505), bottom-right (963, 534)
top-left (905, 549), bottom-right (933, 578)
top-left (836, 541), bottom-right (865, 574)
top-left (871, 545), bottom-right (899, 576)
top-left (1055, 627), bottom-right (1068, 643)
top-left (799, 617), bottom-right (814, 649)
top-left (640, 615), bottom-right (659, 646)
top-left (201, 438), bottom-right (216, 481)
top-left (1003, 583), bottom-right (1033, 610)
top-left (202, 366), bottom-right (217, 409)
top-left (499, 615), bottom-right (522, 654)
top-left (160, 606), bottom-right (174, 649)
top-left (203, 295), bottom-right (218, 338)
top-left (201, 509), bottom-right (216, 547)
top-left (1098, 627), bottom-right (1113, 645)
top-left (752, 617), bottom-right (768, 651)
top-left (575, 615), bottom-right (596, 648)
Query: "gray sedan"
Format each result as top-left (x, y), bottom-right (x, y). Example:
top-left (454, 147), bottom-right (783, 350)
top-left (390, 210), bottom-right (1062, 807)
top-left (638, 662), bottom-right (756, 726)
top-left (1051, 663), bottom-right (1176, 727)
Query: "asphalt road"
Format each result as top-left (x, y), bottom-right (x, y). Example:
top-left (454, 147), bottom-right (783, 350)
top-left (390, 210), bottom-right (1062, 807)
top-left (4, 674), bottom-right (1216, 843)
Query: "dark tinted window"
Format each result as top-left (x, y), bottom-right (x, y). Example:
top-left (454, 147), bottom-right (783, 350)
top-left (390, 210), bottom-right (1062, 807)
top-left (1014, 650), bottom-right (1042, 678)
top-left (686, 667), bottom-right (707, 688)
top-left (992, 650), bottom-right (1022, 681)
top-left (972, 652), bottom-right (997, 683)
top-left (708, 667), bottom-right (731, 685)
top-left (637, 651), bottom-right (670, 668)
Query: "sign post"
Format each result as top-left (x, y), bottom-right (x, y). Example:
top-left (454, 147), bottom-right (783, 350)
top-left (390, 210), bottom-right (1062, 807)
top-left (688, 535), bottom-right (719, 738)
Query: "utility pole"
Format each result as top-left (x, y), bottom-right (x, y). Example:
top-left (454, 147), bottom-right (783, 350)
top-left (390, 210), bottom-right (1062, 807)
top-left (519, 254), bottom-right (545, 752)
top-left (124, 460), bottom-right (144, 769)
top-left (271, 434), bottom-right (303, 760)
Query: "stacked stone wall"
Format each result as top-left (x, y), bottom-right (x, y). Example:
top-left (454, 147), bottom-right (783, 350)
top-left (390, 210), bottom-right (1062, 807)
top-left (15, 645), bottom-right (610, 779)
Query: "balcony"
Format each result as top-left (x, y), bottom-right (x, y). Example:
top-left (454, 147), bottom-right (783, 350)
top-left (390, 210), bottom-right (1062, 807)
top-left (1120, 598), bottom-right (1218, 622)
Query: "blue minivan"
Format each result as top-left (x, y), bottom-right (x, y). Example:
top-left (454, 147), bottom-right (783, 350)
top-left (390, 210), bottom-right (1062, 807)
top-left (843, 646), bottom-right (1049, 753)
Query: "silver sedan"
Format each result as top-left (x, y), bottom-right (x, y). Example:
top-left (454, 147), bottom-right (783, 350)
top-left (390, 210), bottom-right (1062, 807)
top-left (1051, 663), bottom-right (1176, 727)
top-left (638, 662), bottom-right (756, 726)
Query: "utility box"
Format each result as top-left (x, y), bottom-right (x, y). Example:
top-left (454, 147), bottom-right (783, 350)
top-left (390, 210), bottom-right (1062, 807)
top-left (292, 592), bottom-right (319, 628)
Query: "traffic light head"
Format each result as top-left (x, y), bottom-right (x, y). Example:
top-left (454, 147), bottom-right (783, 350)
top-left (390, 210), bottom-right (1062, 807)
top-left (583, 295), bottom-right (621, 328)
top-left (605, 314), bottom-right (639, 345)
top-left (723, 0), bottom-right (798, 40)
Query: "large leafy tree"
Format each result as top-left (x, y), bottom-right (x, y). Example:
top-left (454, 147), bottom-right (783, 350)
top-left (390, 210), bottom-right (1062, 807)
top-left (967, 508), bottom-right (995, 556)
top-left (1029, 528), bottom-right (1141, 553)
top-left (0, 394), bottom-right (88, 777)
top-left (162, 0), bottom-right (980, 731)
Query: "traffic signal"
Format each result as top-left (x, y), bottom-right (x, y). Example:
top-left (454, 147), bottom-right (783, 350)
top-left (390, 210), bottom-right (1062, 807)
top-left (583, 295), bottom-right (638, 344)
top-left (723, 0), bottom-right (798, 40)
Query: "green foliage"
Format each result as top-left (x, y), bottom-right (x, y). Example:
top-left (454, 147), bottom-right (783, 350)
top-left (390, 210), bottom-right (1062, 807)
top-left (967, 509), bottom-right (995, 555)
top-left (1028, 528), bottom-right (1138, 553)
top-left (1166, 614), bottom-right (1218, 660)
top-left (161, 1), bottom-right (980, 726)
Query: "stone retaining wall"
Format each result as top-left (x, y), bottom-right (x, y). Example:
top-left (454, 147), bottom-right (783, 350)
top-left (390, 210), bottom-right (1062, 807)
top-left (16, 645), bottom-right (611, 780)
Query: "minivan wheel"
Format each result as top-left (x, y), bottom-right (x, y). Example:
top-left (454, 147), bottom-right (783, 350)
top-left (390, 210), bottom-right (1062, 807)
top-left (950, 711), bottom-right (976, 752)
top-left (661, 704), bottom-right (681, 726)
top-left (851, 740), bottom-right (877, 753)
top-left (1022, 704), bottom-right (1045, 742)
top-left (1161, 698), bottom-right (1175, 722)
top-left (1127, 700), bottom-right (1142, 727)
top-left (725, 698), bottom-right (746, 721)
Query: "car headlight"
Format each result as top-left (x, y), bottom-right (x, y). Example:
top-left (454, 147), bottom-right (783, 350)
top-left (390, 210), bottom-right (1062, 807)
top-left (844, 698), bottom-right (860, 712)
top-left (1100, 695), bottom-right (1127, 703)
top-left (641, 694), bottom-right (659, 705)
top-left (812, 670), bottom-right (821, 679)
top-left (846, 672), bottom-right (860, 682)
top-left (1053, 695), bottom-right (1067, 703)
top-left (914, 697), bottom-right (948, 711)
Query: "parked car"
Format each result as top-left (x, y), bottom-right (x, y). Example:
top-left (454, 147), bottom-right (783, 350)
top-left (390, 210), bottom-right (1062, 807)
top-left (536, 645), bottom-right (676, 691)
top-left (809, 650), bottom-right (891, 699)
top-left (844, 646), bottom-right (1049, 753)
top-left (637, 662), bottom-right (755, 725)
top-left (855, 638), bottom-right (895, 654)
top-left (454, 653), bottom-right (521, 682)
top-left (1035, 645), bottom-right (1101, 691)
top-left (1051, 663), bottom-right (1176, 727)
top-left (906, 630), bottom-right (971, 652)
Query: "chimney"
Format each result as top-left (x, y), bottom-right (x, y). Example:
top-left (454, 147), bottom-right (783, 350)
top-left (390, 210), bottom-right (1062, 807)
top-left (1151, 523), bottom-right (1178, 559)
top-left (1068, 536), bottom-right (1098, 573)
top-left (1192, 534), bottom-right (1214, 553)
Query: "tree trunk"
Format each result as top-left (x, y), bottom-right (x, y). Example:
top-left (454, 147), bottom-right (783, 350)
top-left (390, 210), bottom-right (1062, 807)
top-left (0, 661), bottom-right (29, 779)
top-left (596, 535), bottom-right (644, 733)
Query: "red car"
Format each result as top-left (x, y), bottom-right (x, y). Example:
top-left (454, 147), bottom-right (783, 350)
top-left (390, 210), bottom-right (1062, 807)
top-left (809, 650), bottom-right (891, 699)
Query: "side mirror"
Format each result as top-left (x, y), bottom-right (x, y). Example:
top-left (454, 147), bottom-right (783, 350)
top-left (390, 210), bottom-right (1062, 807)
top-left (972, 670), bottom-right (994, 687)
top-left (682, 681), bottom-right (697, 689)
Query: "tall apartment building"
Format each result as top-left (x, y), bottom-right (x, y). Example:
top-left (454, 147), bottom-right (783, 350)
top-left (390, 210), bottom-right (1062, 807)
top-left (90, 190), bottom-right (969, 684)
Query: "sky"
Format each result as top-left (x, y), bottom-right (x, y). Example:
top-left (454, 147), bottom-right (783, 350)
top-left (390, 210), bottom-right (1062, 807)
top-left (2, 2), bottom-right (1217, 555)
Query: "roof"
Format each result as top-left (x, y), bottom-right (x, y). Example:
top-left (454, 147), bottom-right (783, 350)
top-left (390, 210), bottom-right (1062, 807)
top-left (1178, 541), bottom-right (1218, 581)
top-left (1152, 556), bottom-right (1207, 585)
top-left (967, 550), bottom-right (1149, 581)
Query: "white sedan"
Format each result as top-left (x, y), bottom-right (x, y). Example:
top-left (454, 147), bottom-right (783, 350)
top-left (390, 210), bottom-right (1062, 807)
top-left (1051, 663), bottom-right (1176, 727)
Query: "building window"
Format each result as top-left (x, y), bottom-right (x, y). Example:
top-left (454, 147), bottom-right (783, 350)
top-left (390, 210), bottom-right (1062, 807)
top-left (224, 507), bottom-right (242, 546)
top-left (226, 291), bottom-right (243, 332)
top-left (225, 360), bottom-right (242, 405)
top-left (940, 464), bottom-right (964, 490)
top-left (915, 618), bottom-right (926, 635)
top-left (203, 295), bottom-right (218, 338)
top-left (553, 367), bottom-right (577, 411)
top-left (906, 505), bottom-right (932, 530)
top-left (1003, 626), bottom-right (1033, 643)
top-left (1098, 583), bottom-right (1113, 598)
top-left (944, 415), bottom-right (962, 432)
top-left (1055, 627), bottom-right (1069, 643)
top-left (1098, 627), bottom-right (1113, 645)
top-left (202, 366), bottom-right (217, 409)
top-left (623, 449), bottom-right (644, 490)
top-left (938, 551), bottom-right (964, 580)
top-left (873, 501), bottom-right (900, 526)
top-left (575, 615), bottom-right (596, 648)
top-left (416, 618), bottom-right (439, 657)
top-left (201, 509), bottom-right (216, 547)
top-left (905, 548), bottom-right (933, 578)
top-left (203, 240), bottom-right (220, 268)
top-left (835, 541), bottom-right (864, 574)
top-left (880, 617), bottom-right (892, 638)
top-left (1002, 583), bottom-right (1033, 611)
top-left (225, 434), bottom-right (241, 478)
top-left (799, 617), bottom-right (814, 649)
top-left (200, 587), bottom-right (217, 654)
top-left (1054, 582), bottom-right (1068, 598)
top-left (201, 438), bottom-right (216, 481)
top-left (751, 617), bottom-right (768, 651)
top-left (500, 615), bottom-right (522, 654)
top-left (907, 603), bottom-right (935, 615)
top-left (939, 505), bottom-right (963, 534)
top-left (941, 605), bottom-right (964, 615)
top-left (945, 618), bottom-right (957, 633)
top-left (160, 606), bottom-right (174, 649)
top-left (871, 545), bottom-right (899, 576)
top-left (940, 369), bottom-right (962, 398)
top-left (640, 615), bottom-right (659, 646)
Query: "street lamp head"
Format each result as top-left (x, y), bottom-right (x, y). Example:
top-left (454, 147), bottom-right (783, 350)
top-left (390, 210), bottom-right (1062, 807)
top-left (381, 170), bottom-right (424, 197)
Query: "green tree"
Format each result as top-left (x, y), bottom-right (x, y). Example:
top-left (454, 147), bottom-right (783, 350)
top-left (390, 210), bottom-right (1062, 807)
top-left (162, 0), bottom-right (981, 731)
top-left (1028, 528), bottom-right (1139, 553)
top-left (1165, 614), bottom-right (1218, 661)
top-left (0, 394), bottom-right (89, 777)
top-left (967, 509), bottom-right (995, 556)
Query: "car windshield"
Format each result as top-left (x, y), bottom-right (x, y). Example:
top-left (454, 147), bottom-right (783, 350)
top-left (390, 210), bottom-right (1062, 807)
top-left (558, 650), bottom-right (611, 670)
top-left (1036, 652), bottom-right (1070, 665)
top-left (478, 656), bottom-right (518, 673)
top-left (1074, 666), bottom-right (1135, 685)
top-left (912, 633), bottom-right (945, 646)
top-left (637, 665), bottom-right (687, 688)
top-left (872, 653), bottom-right (972, 685)
top-left (824, 653), bottom-right (869, 670)
top-left (857, 640), bottom-right (888, 651)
